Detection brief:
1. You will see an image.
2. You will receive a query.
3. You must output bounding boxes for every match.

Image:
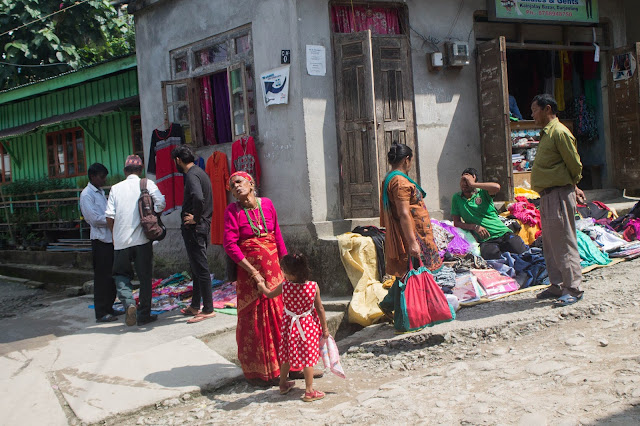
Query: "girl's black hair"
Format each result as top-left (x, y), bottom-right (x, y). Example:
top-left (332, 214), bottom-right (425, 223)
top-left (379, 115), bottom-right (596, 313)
top-left (387, 142), bottom-right (413, 166)
top-left (280, 253), bottom-right (311, 283)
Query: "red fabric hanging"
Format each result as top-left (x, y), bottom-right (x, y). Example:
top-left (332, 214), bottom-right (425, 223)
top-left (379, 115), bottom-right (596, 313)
top-left (205, 151), bottom-right (229, 245)
top-left (331, 5), bottom-right (401, 35)
top-left (199, 76), bottom-right (217, 146)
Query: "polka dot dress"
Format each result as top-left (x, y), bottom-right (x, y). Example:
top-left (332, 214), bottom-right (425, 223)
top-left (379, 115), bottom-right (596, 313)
top-left (279, 280), bottom-right (321, 369)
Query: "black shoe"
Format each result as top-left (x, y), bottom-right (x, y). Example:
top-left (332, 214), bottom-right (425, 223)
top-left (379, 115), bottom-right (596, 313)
top-left (111, 310), bottom-right (124, 316)
top-left (536, 287), bottom-right (563, 299)
top-left (96, 314), bottom-right (118, 323)
top-left (137, 315), bottom-right (158, 326)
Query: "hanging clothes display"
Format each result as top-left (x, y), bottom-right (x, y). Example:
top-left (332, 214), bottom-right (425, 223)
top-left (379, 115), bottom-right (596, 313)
top-left (205, 151), bottom-right (230, 245)
top-left (211, 72), bottom-right (232, 143)
top-left (231, 136), bottom-right (261, 187)
top-left (200, 76), bottom-right (217, 146)
top-left (147, 123), bottom-right (185, 214)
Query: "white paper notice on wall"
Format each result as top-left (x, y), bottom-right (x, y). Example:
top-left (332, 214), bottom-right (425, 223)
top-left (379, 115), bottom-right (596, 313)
top-left (306, 45), bottom-right (326, 76)
top-left (260, 65), bottom-right (290, 107)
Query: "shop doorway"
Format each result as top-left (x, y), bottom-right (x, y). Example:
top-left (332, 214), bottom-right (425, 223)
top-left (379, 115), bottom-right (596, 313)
top-left (476, 34), bottom-right (638, 200)
top-left (331, 4), bottom-right (417, 219)
top-left (607, 43), bottom-right (640, 190)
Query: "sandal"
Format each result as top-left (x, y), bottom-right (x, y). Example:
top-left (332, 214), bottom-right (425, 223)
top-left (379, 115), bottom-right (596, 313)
top-left (553, 293), bottom-right (584, 307)
top-left (302, 389), bottom-right (325, 402)
top-left (279, 381), bottom-right (295, 395)
top-left (187, 311), bottom-right (216, 323)
top-left (181, 306), bottom-right (200, 316)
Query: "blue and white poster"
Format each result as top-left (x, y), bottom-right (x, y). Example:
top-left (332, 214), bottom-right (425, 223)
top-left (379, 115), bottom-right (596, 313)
top-left (260, 65), bottom-right (290, 107)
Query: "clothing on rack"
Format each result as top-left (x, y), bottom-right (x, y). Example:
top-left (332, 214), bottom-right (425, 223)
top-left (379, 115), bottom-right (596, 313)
top-left (148, 123), bottom-right (185, 214)
top-left (231, 136), bottom-right (262, 187)
top-left (205, 151), bottom-right (230, 245)
top-left (200, 76), bottom-right (217, 145)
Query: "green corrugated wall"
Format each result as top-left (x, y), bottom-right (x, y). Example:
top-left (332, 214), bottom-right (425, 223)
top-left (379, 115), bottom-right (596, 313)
top-left (0, 69), bottom-right (138, 129)
top-left (10, 110), bottom-right (140, 184)
top-left (1, 68), bottom-right (141, 184)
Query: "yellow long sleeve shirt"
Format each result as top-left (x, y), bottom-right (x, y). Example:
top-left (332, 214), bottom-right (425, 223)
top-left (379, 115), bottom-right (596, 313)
top-left (531, 118), bottom-right (582, 193)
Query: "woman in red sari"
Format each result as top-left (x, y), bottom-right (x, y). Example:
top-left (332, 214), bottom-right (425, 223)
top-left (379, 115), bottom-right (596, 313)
top-left (223, 172), bottom-right (287, 386)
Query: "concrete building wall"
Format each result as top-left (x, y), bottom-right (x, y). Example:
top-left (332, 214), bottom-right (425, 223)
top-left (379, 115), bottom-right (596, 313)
top-left (134, 0), bottom-right (312, 230)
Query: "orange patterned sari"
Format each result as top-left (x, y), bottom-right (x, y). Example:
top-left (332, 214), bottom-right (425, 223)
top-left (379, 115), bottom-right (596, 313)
top-left (236, 233), bottom-right (284, 382)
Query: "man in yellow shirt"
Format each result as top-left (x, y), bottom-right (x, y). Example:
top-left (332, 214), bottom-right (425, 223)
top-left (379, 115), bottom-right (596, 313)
top-left (530, 94), bottom-right (586, 306)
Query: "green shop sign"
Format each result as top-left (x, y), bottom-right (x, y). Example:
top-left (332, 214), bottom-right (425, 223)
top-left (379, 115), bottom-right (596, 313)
top-left (489, 0), bottom-right (599, 24)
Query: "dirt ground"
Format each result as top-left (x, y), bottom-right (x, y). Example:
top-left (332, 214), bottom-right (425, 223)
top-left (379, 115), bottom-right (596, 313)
top-left (0, 278), bottom-right (64, 319)
top-left (109, 263), bottom-right (640, 426)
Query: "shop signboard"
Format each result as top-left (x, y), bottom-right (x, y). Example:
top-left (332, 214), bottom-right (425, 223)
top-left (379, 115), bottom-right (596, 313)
top-left (489, 0), bottom-right (598, 24)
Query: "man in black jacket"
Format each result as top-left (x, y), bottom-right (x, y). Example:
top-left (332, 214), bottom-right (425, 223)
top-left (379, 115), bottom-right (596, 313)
top-left (172, 145), bottom-right (216, 323)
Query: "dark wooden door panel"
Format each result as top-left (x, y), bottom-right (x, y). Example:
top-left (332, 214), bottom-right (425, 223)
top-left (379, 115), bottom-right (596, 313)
top-left (333, 31), bottom-right (379, 218)
top-left (477, 37), bottom-right (512, 200)
top-left (608, 43), bottom-right (640, 189)
top-left (373, 37), bottom-right (418, 183)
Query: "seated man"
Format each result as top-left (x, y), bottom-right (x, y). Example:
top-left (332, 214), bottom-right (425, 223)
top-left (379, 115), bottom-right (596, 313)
top-left (450, 168), bottom-right (528, 260)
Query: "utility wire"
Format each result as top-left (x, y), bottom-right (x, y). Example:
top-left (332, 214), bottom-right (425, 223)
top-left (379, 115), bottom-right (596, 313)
top-left (445, 0), bottom-right (465, 41)
top-left (0, 0), bottom-right (93, 39)
top-left (0, 61), bottom-right (72, 68)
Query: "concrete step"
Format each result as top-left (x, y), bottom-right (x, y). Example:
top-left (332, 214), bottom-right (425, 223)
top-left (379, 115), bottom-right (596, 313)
top-left (0, 250), bottom-right (92, 269)
top-left (583, 188), bottom-right (622, 201)
top-left (322, 296), bottom-right (351, 312)
top-left (0, 262), bottom-right (93, 287)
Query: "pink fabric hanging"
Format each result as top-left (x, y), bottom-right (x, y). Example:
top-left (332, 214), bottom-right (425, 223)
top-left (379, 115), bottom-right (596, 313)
top-left (200, 76), bottom-right (217, 145)
top-left (331, 5), bottom-right (401, 35)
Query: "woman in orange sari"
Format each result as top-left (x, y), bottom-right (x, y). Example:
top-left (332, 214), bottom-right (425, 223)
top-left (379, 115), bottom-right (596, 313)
top-left (380, 143), bottom-right (442, 276)
top-left (223, 172), bottom-right (287, 386)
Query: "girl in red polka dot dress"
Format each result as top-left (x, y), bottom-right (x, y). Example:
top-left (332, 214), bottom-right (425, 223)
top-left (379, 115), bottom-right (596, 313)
top-left (257, 253), bottom-right (329, 402)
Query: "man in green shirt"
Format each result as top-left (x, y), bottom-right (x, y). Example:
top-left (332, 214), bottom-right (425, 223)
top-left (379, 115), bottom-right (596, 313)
top-left (530, 94), bottom-right (585, 306)
top-left (451, 168), bottom-right (528, 260)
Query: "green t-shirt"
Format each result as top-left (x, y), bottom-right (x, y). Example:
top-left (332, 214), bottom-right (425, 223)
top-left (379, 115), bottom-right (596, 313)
top-left (450, 188), bottom-right (510, 242)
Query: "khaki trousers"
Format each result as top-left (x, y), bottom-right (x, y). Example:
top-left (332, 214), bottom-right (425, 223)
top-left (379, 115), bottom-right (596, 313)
top-left (539, 185), bottom-right (583, 297)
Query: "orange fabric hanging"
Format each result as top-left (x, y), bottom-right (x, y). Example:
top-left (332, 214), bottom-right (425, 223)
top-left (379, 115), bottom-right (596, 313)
top-left (205, 151), bottom-right (230, 245)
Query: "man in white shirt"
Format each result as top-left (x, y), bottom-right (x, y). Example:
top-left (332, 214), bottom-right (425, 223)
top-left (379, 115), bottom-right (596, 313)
top-left (106, 155), bottom-right (166, 327)
top-left (80, 163), bottom-right (118, 323)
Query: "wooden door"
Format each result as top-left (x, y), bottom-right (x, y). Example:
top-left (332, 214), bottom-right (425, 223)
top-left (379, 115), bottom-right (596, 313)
top-left (608, 43), bottom-right (640, 189)
top-left (476, 37), bottom-right (512, 200)
top-left (372, 36), bottom-right (418, 183)
top-left (333, 31), bottom-right (380, 218)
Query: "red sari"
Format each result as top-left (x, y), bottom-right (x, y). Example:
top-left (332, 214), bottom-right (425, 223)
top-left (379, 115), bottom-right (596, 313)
top-left (236, 233), bottom-right (284, 382)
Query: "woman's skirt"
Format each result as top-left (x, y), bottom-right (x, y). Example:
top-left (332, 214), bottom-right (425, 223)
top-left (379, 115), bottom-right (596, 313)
top-left (236, 233), bottom-right (284, 382)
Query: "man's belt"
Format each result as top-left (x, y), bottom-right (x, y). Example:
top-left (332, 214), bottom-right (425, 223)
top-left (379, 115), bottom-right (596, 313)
top-left (538, 184), bottom-right (573, 196)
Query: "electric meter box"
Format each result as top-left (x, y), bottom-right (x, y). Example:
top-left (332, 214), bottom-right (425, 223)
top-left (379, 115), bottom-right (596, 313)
top-left (445, 42), bottom-right (470, 67)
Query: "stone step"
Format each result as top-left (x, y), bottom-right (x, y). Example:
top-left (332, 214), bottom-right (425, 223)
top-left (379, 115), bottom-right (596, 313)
top-left (0, 250), bottom-right (92, 269)
top-left (0, 262), bottom-right (93, 288)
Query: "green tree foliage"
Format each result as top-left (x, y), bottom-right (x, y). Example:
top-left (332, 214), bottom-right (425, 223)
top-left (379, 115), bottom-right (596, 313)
top-left (0, 0), bottom-right (135, 91)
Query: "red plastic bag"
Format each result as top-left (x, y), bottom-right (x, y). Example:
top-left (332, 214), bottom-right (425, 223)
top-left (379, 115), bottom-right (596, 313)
top-left (380, 259), bottom-right (455, 333)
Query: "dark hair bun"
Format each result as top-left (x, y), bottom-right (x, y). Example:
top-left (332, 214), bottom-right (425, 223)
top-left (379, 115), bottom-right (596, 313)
top-left (387, 143), bottom-right (412, 165)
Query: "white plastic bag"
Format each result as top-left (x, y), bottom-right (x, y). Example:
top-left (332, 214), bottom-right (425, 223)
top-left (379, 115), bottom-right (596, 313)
top-left (319, 335), bottom-right (346, 378)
